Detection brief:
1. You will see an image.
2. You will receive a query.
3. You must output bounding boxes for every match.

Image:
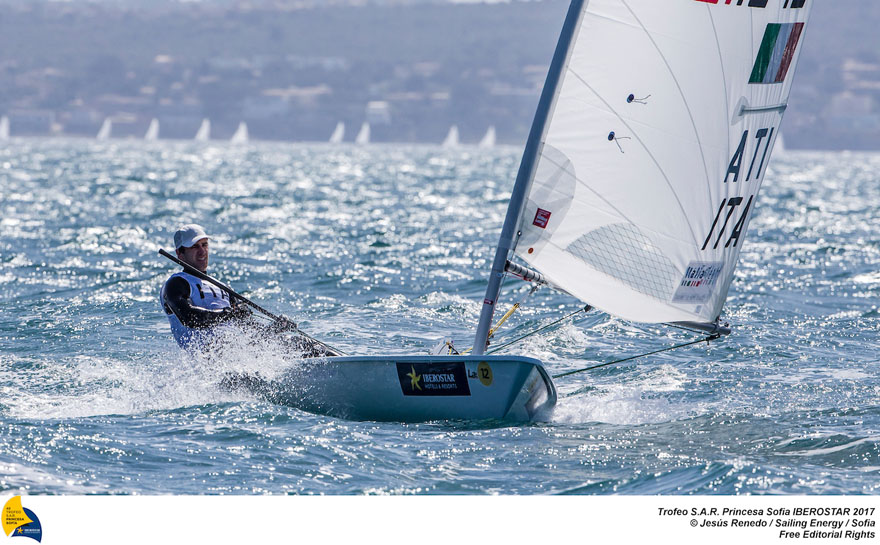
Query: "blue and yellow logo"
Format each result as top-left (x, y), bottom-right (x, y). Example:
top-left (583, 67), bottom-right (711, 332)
top-left (2, 497), bottom-right (42, 542)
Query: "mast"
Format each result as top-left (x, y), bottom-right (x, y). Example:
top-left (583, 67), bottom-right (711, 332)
top-left (472, 0), bottom-right (587, 355)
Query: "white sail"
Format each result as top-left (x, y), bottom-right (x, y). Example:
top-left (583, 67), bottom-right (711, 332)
top-left (442, 125), bottom-right (460, 147)
top-left (355, 122), bottom-right (370, 145)
top-left (195, 118), bottom-right (211, 141)
top-left (144, 118), bottom-right (159, 141)
top-left (0, 116), bottom-right (9, 140)
top-left (774, 131), bottom-right (786, 155)
top-left (96, 118), bottom-right (112, 140)
top-left (329, 122), bottom-right (345, 144)
top-left (230, 122), bottom-right (249, 144)
top-left (478, 126), bottom-right (496, 148)
top-left (512, 0), bottom-right (812, 326)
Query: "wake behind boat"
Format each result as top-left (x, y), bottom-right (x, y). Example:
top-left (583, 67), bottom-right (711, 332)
top-left (173, 0), bottom-right (812, 423)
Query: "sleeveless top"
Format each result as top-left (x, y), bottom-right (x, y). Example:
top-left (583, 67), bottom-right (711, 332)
top-left (160, 271), bottom-right (232, 348)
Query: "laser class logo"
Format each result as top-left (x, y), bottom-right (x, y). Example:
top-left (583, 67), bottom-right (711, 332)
top-left (532, 208), bottom-right (551, 229)
top-left (2, 497), bottom-right (42, 542)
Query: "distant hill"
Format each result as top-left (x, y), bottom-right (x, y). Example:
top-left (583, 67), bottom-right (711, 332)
top-left (0, 0), bottom-right (876, 149)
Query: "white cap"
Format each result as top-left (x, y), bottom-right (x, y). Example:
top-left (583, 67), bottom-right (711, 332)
top-left (173, 224), bottom-right (209, 249)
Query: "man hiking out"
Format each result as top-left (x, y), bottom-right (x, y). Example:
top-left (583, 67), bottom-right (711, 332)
top-left (160, 223), bottom-right (332, 357)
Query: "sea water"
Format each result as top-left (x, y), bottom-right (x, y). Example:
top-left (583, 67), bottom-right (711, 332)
top-left (0, 139), bottom-right (877, 495)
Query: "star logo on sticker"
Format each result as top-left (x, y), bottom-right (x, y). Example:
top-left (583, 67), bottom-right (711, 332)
top-left (407, 365), bottom-right (422, 391)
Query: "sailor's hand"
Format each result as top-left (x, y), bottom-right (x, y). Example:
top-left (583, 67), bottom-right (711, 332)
top-left (271, 317), bottom-right (298, 333)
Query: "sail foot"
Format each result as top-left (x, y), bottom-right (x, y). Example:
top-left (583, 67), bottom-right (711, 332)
top-left (671, 320), bottom-right (731, 336)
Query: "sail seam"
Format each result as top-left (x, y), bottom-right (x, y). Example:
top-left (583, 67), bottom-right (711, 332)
top-left (566, 67), bottom-right (701, 247)
top-left (533, 144), bottom-right (698, 275)
top-left (532, 146), bottom-right (629, 224)
top-left (705, 6), bottom-right (731, 215)
top-left (620, 0), bottom-right (711, 248)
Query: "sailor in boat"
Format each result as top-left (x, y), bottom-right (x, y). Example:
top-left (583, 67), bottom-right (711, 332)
top-left (159, 224), bottom-right (326, 357)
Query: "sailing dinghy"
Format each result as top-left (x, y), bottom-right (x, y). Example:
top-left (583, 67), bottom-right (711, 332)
top-left (215, 0), bottom-right (813, 422)
top-left (195, 118), bottom-right (211, 141)
top-left (355, 122), bottom-right (371, 145)
top-left (230, 122), bottom-right (249, 144)
top-left (329, 121), bottom-right (345, 144)
top-left (96, 118), bottom-right (112, 141)
top-left (144, 118), bottom-right (160, 141)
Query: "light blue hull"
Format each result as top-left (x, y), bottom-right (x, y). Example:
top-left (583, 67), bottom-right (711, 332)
top-left (228, 355), bottom-right (557, 423)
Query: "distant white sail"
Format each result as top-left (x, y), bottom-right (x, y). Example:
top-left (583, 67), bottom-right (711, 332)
top-left (0, 116), bottom-right (9, 140)
top-left (195, 118), bottom-right (211, 141)
top-left (144, 118), bottom-right (159, 141)
top-left (96, 118), bottom-right (112, 140)
top-left (230, 122), bottom-right (249, 144)
top-left (329, 122), bottom-right (345, 144)
top-left (774, 132), bottom-right (786, 155)
top-left (478, 126), bottom-right (496, 148)
top-left (442, 125), bottom-right (460, 147)
top-left (355, 122), bottom-right (370, 145)
top-left (509, 0), bottom-right (812, 326)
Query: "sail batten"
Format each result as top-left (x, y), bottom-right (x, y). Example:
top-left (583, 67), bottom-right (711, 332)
top-left (505, 0), bottom-right (811, 327)
top-left (564, 69), bottom-right (707, 248)
top-left (621, 1), bottom-right (719, 219)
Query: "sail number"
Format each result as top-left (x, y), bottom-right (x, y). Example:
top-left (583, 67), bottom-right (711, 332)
top-left (702, 126), bottom-right (777, 251)
top-left (724, 127), bottom-right (775, 184)
top-left (702, 195), bottom-right (753, 250)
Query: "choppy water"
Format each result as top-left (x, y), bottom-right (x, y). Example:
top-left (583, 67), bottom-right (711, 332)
top-left (0, 139), bottom-right (878, 495)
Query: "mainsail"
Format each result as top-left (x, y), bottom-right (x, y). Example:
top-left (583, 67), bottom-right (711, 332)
top-left (230, 122), bottom-right (249, 144)
top-left (442, 125), bottom-right (460, 147)
top-left (144, 118), bottom-right (160, 141)
top-left (329, 122), bottom-right (345, 144)
top-left (479, 126), bottom-right (496, 149)
top-left (96, 118), bottom-right (112, 141)
top-left (195, 118), bottom-right (211, 141)
top-left (475, 0), bottom-right (812, 352)
top-left (355, 122), bottom-right (371, 145)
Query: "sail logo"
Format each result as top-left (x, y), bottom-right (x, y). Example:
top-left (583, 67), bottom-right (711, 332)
top-left (696, 0), bottom-right (769, 6)
top-left (672, 262), bottom-right (724, 304)
top-left (695, 0), bottom-right (805, 7)
top-left (2, 496), bottom-right (43, 543)
top-left (750, 23), bottom-right (805, 84)
top-left (680, 263), bottom-right (723, 288)
top-left (533, 208), bottom-right (551, 229)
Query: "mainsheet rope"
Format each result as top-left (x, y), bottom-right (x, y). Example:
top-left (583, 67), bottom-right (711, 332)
top-left (475, 279), bottom-right (724, 378)
top-left (551, 333), bottom-right (721, 379)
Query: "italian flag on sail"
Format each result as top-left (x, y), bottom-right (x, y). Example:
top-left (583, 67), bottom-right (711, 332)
top-left (749, 22), bottom-right (805, 84)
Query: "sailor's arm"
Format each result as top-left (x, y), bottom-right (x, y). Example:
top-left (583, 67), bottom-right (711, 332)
top-left (163, 276), bottom-right (249, 328)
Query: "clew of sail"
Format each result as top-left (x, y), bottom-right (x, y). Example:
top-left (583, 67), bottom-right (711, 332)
top-left (512, 0), bottom-right (812, 325)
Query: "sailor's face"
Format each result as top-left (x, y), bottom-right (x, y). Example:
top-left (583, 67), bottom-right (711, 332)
top-left (178, 238), bottom-right (209, 272)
